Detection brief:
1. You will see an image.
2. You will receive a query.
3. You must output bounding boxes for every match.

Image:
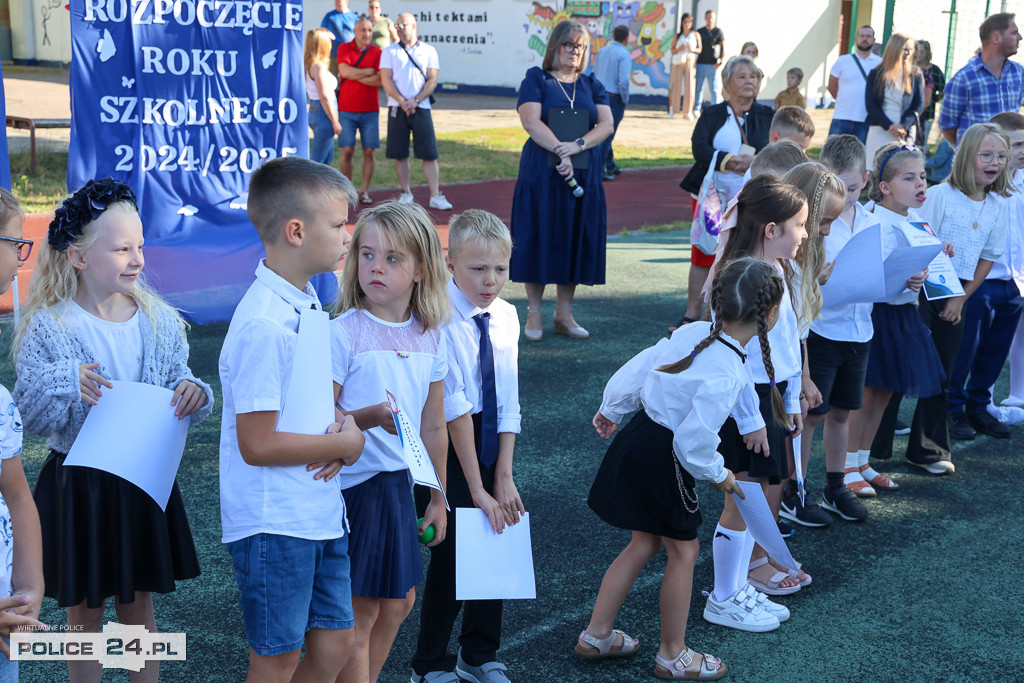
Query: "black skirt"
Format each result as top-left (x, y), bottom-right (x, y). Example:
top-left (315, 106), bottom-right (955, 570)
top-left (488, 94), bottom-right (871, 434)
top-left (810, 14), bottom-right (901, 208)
top-left (34, 451), bottom-right (200, 609)
top-left (588, 411), bottom-right (702, 541)
top-left (718, 381), bottom-right (791, 484)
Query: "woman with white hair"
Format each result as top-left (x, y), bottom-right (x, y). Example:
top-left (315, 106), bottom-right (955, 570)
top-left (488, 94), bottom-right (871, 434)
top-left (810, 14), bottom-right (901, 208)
top-left (676, 55), bottom-right (774, 328)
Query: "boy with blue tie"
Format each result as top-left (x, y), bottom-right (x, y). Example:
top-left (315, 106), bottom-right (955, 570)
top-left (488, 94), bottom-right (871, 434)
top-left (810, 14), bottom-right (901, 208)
top-left (412, 210), bottom-right (524, 683)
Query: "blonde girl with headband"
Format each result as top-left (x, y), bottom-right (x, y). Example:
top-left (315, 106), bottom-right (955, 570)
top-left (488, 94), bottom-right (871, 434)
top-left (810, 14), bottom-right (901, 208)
top-left (305, 27), bottom-right (343, 166)
top-left (846, 142), bottom-right (944, 492)
top-left (582, 257), bottom-right (784, 680)
top-left (331, 201), bottom-right (451, 683)
top-left (13, 178), bottom-right (213, 682)
top-left (702, 175), bottom-right (807, 631)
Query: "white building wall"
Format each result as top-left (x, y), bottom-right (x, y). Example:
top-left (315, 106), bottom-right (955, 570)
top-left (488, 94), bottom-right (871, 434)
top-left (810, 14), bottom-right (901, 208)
top-left (9, 0), bottom-right (70, 63)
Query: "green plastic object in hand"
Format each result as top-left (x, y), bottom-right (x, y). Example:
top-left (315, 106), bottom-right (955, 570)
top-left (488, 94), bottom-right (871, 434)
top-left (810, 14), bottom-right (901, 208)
top-left (416, 517), bottom-right (435, 544)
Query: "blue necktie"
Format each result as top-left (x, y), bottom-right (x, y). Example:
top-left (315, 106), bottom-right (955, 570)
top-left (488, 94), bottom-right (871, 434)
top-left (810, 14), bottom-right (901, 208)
top-left (473, 313), bottom-right (499, 468)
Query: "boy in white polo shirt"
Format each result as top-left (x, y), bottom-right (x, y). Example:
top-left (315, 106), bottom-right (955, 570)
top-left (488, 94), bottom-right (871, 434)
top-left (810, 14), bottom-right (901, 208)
top-left (411, 210), bottom-right (523, 683)
top-left (219, 156), bottom-right (365, 681)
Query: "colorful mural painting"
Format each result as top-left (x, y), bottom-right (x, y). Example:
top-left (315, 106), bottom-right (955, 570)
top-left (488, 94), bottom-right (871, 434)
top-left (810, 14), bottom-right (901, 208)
top-left (525, 1), bottom-right (677, 91)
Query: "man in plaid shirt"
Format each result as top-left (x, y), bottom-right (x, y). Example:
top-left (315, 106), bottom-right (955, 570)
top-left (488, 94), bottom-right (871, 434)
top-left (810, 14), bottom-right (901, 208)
top-left (940, 12), bottom-right (1024, 146)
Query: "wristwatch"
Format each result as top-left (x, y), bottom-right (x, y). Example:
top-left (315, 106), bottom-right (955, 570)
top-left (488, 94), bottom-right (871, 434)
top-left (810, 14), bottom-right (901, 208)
top-left (575, 137), bottom-right (586, 150)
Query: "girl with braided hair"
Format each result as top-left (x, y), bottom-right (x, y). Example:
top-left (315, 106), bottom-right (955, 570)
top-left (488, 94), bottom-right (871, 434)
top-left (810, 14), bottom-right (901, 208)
top-left (12, 178), bottom-right (213, 682)
top-left (578, 256), bottom-right (783, 680)
top-left (702, 174), bottom-right (810, 631)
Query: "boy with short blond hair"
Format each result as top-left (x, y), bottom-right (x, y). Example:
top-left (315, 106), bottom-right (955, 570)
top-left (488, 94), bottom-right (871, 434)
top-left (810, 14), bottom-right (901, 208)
top-left (774, 68), bottom-right (806, 109)
top-left (411, 209), bottom-right (524, 683)
top-left (220, 156), bottom-right (365, 682)
top-left (769, 105), bottom-right (814, 149)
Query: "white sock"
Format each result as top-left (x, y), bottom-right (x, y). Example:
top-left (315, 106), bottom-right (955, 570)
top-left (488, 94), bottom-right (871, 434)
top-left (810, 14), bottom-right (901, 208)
top-left (712, 525), bottom-right (746, 601)
top-left (859, 449), bottom-right (880, 481)
top-left (843, 452), bottom-right (862, 485)
top-left (735, 528), bottom-right (757, 591)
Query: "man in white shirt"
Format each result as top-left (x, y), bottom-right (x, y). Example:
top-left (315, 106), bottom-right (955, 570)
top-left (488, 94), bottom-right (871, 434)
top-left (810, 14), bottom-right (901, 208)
top-left (827, 26), bottom-right (882, 143)
top-left (380, 13), bottom-right (452, 210)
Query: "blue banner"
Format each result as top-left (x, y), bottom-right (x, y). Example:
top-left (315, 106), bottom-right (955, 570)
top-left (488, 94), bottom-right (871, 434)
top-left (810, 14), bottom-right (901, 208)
top-left (68, 0), bottom-right (310, 322)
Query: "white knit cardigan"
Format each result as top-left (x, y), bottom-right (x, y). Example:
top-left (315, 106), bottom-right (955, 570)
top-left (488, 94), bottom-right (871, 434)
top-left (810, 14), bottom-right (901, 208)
top-left (13, 304), bottom-right (214, 454)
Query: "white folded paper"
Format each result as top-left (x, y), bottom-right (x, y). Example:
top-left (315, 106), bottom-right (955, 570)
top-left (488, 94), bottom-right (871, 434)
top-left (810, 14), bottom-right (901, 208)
top-left (65, 381), bottom-right (190, 510)
top-left (895, 221), bottom-right (965, 300)
top-left (455, 509), bottom-right (536, 600)
top-left (733, 480), bottom-right (798, 571)
top-left (278, 307), bottom-right (335, 435)
top-left (387, 390), bottom-right (449, 510)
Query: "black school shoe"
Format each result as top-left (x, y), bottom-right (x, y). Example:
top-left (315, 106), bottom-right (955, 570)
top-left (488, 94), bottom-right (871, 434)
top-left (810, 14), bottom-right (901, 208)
top-left (949, 412), bottom-right (977, 440)
top-left (780, 494), bottom-right (833, 528)
top-left (821, 485), bottom-right (868, 522)
top-left (966, 410), bottom-right (1011, 438)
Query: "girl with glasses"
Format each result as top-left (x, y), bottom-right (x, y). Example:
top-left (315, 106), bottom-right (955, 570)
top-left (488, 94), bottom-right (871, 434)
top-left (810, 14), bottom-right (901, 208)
top-left (908, 123), bottom-right (1014, 473)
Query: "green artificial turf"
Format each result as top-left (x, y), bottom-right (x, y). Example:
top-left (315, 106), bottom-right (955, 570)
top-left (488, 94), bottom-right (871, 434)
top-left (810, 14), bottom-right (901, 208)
top-left (3, 231), bottom-right (1022, 682)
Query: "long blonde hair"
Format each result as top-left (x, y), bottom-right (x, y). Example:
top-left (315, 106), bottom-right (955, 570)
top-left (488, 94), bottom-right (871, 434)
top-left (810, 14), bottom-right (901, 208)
top-left (304, 28), bottom-right (334, 77)
top-left (948, 123), bottom-right (1014, 198)
top-left (874, 33), bottom-right (916, 96)
top-left (337, 201), bottom-right (450, 330)
top-left (12, 201), bottom-right (185, 358)
top-left (783, 162), bottom-right (846, 330)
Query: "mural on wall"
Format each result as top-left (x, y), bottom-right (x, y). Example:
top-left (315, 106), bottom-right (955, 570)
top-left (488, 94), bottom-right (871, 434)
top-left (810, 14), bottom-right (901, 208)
top-left (525, 1), bottom-right (676, 91)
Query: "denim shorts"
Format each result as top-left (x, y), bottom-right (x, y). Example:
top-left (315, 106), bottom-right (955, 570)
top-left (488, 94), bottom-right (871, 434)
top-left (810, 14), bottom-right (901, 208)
top-left (228, 533), bottom-right (354, 656)
top-left (338, 110), bottom-right (380, 149)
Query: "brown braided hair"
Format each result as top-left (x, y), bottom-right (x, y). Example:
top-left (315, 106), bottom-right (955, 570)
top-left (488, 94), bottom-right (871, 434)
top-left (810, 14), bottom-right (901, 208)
top-left (753, 273), bottom-right (791, 428)
top-left (658, 257), bottom-right (785, 409)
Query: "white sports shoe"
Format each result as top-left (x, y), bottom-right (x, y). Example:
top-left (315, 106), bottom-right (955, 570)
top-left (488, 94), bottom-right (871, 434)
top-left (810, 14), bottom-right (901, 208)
top-left (987, 403), bottom-right (1024, 425)
top-left (428, 193), bottom-right (453, 210)
top-left (743, 584), bottom-right (790, 623)
top-left (398, 192), bottom-right (415, 204)
top-left (703, 586), bottom-right (780, 632)
top-left (1001, 395), bottom-right (1024, 408)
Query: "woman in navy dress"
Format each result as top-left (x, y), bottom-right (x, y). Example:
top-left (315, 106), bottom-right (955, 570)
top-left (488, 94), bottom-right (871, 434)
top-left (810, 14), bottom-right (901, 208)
top-left (511, 20), bottom-right (614, 342)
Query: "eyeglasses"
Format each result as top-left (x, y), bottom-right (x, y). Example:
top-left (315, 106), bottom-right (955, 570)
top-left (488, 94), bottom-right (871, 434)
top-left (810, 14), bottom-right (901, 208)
top-left (396, 22), bottom-right (413, 28)
top-left (977, 151), bottom-right (1010, 164)
top-left (903, 47), bottom-right (913, 55)
top-left (0, 236), bottom-right (34, 263)
top-left (561, 42), bottom-right (587, 55)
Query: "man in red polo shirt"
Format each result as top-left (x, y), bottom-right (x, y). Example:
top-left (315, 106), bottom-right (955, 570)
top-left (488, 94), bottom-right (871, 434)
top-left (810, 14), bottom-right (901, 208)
top-left (337, 17), bottom-right (382, 204)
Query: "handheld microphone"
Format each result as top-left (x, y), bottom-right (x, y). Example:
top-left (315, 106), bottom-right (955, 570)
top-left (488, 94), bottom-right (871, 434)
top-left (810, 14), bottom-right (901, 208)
top-left (566, 175), bottom-right (584, 198)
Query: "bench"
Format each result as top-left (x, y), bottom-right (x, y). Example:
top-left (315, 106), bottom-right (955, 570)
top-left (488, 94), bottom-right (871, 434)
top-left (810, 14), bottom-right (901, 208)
top-left (5, 116), bottom-right (71, 173)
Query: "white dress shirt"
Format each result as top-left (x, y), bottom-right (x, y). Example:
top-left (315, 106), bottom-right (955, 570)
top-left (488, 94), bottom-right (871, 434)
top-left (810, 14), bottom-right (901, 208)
top-left (219, 260), bottom-right (346, 544)
top-left (986, 168), bottom-right (1024, 292)
top-left (441, 279), bottom-right (521, 433)
top-left (813, 202), bottom-right (880, 343)
top-left (730, 263), bottom-right (802, 433)
top-left (599, 322), bottom-right (750, 484)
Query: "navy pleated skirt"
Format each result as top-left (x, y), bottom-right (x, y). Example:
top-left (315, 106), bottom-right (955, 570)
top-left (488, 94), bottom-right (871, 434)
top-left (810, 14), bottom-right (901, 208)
top-left (34, 451), bottom-right (200, 609)
top-left (343, 469), bottom-right (423, 599)
top-left (866, 303), bottom-right (945, 397)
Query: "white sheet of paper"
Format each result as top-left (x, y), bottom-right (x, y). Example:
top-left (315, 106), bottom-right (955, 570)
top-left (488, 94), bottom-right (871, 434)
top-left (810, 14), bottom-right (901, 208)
top-left (65, 381), bottom-right (189, 510)
top-left (455, 508), bottom-right (536, 600)
top-left (820, 224), bottom-right (885, 307)
top-left (733, 481), bottom-right (798, 571)
top-left (894, 221), bottom-right (965, 300)
top-left (277, 308), bottom-right (335, 435)
top-left (791, 434), bottom-right (805, 506)
top-left (387, 390), bottom-right (449, 510)
top-left (879, 244), bottom-right (944, 302)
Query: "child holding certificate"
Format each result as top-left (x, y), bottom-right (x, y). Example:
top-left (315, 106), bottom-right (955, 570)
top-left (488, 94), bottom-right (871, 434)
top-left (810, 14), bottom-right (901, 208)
top-left (584, 257), bottom-right (783, 680)
top-left (13, 179), bottom-right (213, 681)
top-left (909, 124), bottom-right (1012, 474)
top-left (332, 202), bottom-right (451, 683)
top-left (411, 210), bottom-right (524, 683)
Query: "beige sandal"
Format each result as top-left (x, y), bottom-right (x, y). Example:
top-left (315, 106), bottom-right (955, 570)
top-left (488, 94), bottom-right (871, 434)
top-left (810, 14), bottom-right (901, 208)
top-left (654, 647), bottom-right (727, 680)
top-left (524, 307), bottom-right (543, 342)
top-left (575, 629), bottom-right (638, 658)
